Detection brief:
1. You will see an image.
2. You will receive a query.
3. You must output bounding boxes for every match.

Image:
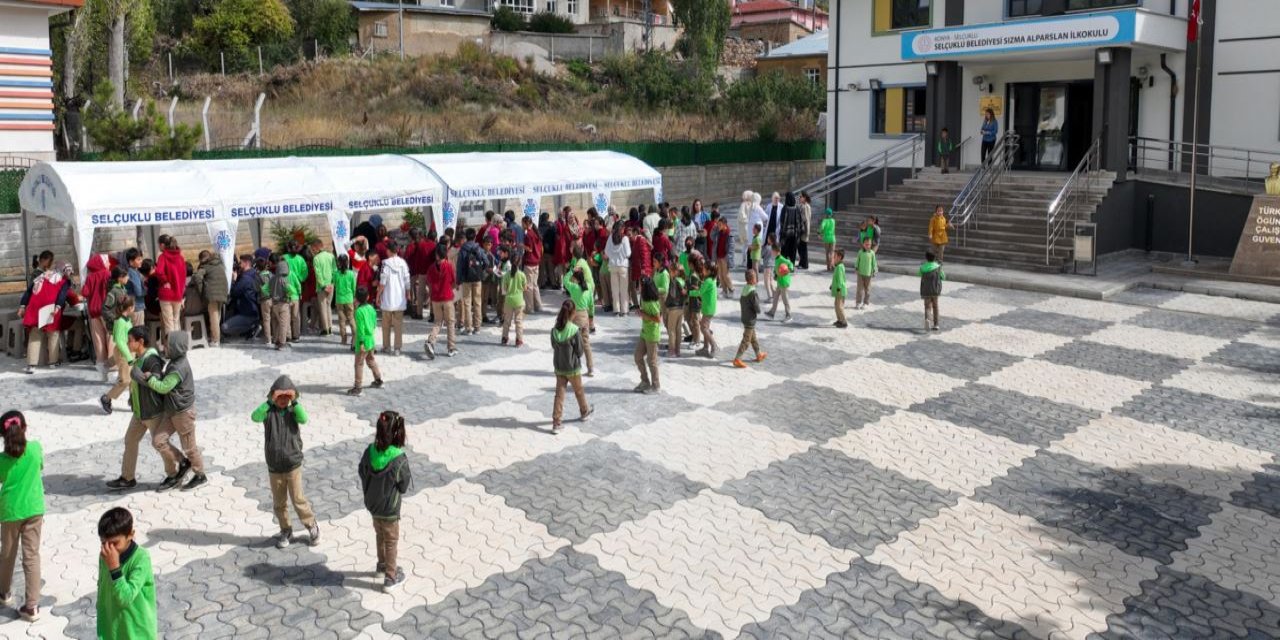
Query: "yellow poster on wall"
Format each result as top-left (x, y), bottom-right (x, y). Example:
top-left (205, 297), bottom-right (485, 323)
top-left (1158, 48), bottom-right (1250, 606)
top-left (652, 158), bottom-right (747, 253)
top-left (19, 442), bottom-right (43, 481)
top-left (979, 95), bottom-right (1003, 117)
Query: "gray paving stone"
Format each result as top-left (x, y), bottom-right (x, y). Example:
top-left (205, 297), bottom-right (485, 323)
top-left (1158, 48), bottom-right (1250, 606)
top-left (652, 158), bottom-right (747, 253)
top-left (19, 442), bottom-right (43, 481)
top-left (973, 450), bottom-right (1221, 564)
top-left (1115, 386), bottom-right (1280, 455)
top-left (739, 558), bottom-right (1036, 639)
top-left (226, 436), bottom-right (459, 523)
top-left (1097, 566), bottom-right (1280, 639)
top-left (518, 378), bottom-right (703, 437)
top-left (1206, 341), bottom-right (1280, 376)
top-left (342, 372), bottom-right (505, 425)
top-left (910, 383), bottom-right (1097, 447)
top-left (987, 307), bottom-right (1113, 337)
top-left (1041, 340), bottom-right (1195, 383)
top-left (385, 547), bottom-right (718, 639)
top-left (41, 439), bottom-right (166, 514)
top-left (720, 447), bottom-right (959, 554)
top-left (1108, 287), bottom-right (1184, 309)
top-left (873, 339), bottom-right (1020, 381)
top-left (741, 337), bottom-right (849, 379)
top-left (474, 440), bottom-right (705, 544)
top-left (1230, 463), bottom-right (1280, 520)
top-left (711, 380), bottom-right (892, 444)
top-left (1127, 308), bottom-right (1257, 340)
top-left (857, 305), bottom-right (957, 333)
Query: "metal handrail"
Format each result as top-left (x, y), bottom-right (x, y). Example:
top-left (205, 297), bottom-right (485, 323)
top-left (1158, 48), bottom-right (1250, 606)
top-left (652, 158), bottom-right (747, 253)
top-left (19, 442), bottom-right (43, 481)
top-left (1046, 136), bottom-right (1102, 265)
top-left (948, 132), bottom-right (1019, 246)
top-left (1130, 135), bottom-right (1279, 192)
top-left (794, 134), bottom-right (925, 203)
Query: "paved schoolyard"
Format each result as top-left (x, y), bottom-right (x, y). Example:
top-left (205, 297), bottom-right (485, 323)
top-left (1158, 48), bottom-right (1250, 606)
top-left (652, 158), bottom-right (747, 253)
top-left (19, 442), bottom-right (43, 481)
top-left (2, 269), bottom-right (1279, 639)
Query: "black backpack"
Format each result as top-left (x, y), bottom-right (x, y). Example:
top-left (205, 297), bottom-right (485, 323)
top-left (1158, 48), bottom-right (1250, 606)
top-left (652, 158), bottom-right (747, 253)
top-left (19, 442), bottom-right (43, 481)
top-left (665, 277), bottom-right (686, 309)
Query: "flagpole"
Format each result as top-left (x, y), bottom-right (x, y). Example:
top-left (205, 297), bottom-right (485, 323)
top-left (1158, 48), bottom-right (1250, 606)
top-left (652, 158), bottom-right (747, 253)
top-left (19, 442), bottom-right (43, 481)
top-left (1185, 3), bottom-right (1202, 266)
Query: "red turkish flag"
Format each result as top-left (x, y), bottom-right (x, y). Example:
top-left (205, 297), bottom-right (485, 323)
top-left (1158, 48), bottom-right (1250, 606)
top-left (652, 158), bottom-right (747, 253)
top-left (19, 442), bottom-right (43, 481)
top-left (1187, 0), bottom-right (1201, 42)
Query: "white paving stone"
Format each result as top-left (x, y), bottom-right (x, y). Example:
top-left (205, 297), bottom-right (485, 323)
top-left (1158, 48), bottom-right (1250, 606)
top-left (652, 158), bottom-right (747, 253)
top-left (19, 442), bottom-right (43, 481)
top-left (1165, 361), bottom-right (1280, 408)
top-left (604, 408), bottom-right (811, 487)
top-left (978, 359), bottom-right (1150, 413)
top-left (409, 401), bottom-right (595, 476)
top-left (896, 297), bottom-right (1014, 322)
top-left (868, 498), bottom-right (1160, 640)
top-left (937, 322), bottom-right (1074, 358)
top-left (1159, 293), bottom-right (1280, 323)
top-left (824, 410), bottom-right (1037, 495)
top-left (800, 358), bottom-right (966, 408)
top-left (1029, 297), bottom-right (1146, 323)
top-left (780, 325), bottom-right (914, 357)
top-left (1050, 414), bottom-right (1274, 500)
top-left (576, 490), bottom-right (857, 638)
top-left (1084, 324), bottom-right (1230, 360)
top-left (659, 359), bottom-right (785, 407)
top-left (1239, 324), bottom-right (1280, 351)
top-left (1170, 504), bottom-right (1280, 609)
top-left (876, 274), bottom-right (971, 294)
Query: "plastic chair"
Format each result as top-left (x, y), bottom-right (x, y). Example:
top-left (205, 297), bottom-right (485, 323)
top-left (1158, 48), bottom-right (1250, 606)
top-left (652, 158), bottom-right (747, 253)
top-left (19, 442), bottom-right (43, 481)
top-left (181, 315), bottom-right (210, 350)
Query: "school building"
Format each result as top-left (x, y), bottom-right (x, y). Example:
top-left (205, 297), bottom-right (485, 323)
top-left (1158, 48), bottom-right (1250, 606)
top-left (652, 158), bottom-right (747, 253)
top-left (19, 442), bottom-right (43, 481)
top-left (1, 0), bottom-right (80, 162)
top-left (823, 0), bottom-right (1280, 268)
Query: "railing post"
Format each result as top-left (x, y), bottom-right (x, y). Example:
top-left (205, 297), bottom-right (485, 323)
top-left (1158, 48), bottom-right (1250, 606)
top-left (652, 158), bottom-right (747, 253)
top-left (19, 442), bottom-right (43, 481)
top-left (882, 150), bottom-right (889, 192)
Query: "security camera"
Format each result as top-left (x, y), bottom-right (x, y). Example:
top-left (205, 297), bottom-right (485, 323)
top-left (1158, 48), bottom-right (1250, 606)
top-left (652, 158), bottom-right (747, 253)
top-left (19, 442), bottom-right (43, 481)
top-left (972, 75), bottom-right (986, 85)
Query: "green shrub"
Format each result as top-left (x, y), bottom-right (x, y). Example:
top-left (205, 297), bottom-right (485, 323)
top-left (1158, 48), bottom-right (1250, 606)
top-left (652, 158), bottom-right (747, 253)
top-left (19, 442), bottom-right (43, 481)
top-left (565, 59), bottom-right (592, 80)
top-left (270, 222), bottom-right (319, 249)
top-left (600, 51), bottom-right (713, 111)
top-left (725, 69), bottom-right (825, 116)
top-left (491, 6), bottom-right (525, 32)
top-left (84, 81), bottom-right (202, 161)
top-left (527, 11), bottom-right (575, 34)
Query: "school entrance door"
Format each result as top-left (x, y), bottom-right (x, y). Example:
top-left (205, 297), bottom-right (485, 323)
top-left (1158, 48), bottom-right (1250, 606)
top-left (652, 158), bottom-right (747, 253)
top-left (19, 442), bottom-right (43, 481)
top-left (1008, 81), bottom-right (1094, 172)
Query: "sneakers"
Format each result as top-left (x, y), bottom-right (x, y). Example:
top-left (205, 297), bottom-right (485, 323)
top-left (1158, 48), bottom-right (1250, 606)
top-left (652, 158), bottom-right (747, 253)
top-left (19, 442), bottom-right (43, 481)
top-left (19, 605), bottom-right (38, 622)
top-left (551, 422), bottom-right (563, 435)
top-left (157, 475), bottom-right (182, 492)
top-left (376, 562), bottom-right (386, 575)
top-left (782, 314), bottom-right (792, 323)
top-left (307, 523), bottom-right (320, 546)
top-left (425, 343), bottom-right (436, 360)
top-left (392, 349), bottom-right (402, 357)
top-left (733, 358), bottom-right (748, 368)
top-left (274, 529), bottom-right (292, 549)
top-left (383, 568), bottom-right (406, 592)
top-left (633, 383), bottom-right (650, 393)
top-left (642, 385), bottom-right (660, 395)
top-left (22, 365), bottom-right (33, 375)
top-left (694, 348), bottom-right (710, 358)
top-left (932, 324), bottom-right (940, 331)
top-left (347, 387), bottom-right (363, 397)
top-left (580, 405), bottom-right (593, 422)
top-left (501, 337), bottom-right (509, 346)
top-left (515, 340), bottom-right (524, 348)
top-left (764, 311), bottom-right (776, 319)
top-left (181, 473), bottom-right (207, 492)
top-left (99, 394), bottom-right (113, 415)
top-left (447, 349), bottom-right (459, 358)
top-left (371, 378), bottom-right (384, 389)
top-left (0, 592), bottom-right (12, 606)
top-left (106, 477), bottom-right (137, 491)
top-left (176, 457), bottom-right (192, 483)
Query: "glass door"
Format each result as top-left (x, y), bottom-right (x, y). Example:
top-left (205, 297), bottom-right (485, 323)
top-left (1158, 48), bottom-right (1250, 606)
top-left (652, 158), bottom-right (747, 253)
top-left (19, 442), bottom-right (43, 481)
top-left (1009, 83), bottom-right (1071, 171)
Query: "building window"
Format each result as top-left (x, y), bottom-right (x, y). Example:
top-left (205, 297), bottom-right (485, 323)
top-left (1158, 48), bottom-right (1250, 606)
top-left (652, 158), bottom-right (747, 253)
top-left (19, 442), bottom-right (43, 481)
top-left (501, 0), bottom-right (535, 14)
top-left (804, 68), bottom-right (821, 85)
top-left (547, 0), bottom-right (557, 13)
top-left (1009, 0), bottom-right (1137, 18)
top-left (872, 86), bottom-right (927, 135)
top-left (873, 0), bottom-right (931, 32)
top-left (373, 21), bottom-right (388, 38)
top-left (440, 0), bottom-right (455, 6)
top-left (567, 0), bottom-right (578, 14)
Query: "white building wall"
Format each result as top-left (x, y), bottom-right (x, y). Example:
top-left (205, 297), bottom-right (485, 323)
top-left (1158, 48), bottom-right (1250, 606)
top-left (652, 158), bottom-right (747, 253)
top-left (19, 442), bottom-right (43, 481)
top-left (1209, 0), bottom-right (1280, 158)
top-left (0, 5), bottom-right (57, 161)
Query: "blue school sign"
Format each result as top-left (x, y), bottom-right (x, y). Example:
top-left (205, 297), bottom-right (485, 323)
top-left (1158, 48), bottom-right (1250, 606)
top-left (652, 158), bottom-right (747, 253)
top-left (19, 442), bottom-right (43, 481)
top-left (901, 10), bottom-right (1138, 60)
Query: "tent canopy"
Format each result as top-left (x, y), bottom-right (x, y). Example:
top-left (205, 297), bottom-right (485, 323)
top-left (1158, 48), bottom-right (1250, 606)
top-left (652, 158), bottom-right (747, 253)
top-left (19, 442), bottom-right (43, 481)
top-left (17, 151), bottom-right (663, 279)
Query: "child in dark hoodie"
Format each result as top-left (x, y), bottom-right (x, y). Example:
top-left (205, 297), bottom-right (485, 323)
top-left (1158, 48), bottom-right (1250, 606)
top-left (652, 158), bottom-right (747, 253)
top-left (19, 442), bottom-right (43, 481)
top-left (141, 331), bottom-right (207, 492)
top-left (358, 411), bottom-right (412, 592)
top-left (250, 375), bottom-right (319, 549)
top-left (919, 251), bottom-right (946, 331)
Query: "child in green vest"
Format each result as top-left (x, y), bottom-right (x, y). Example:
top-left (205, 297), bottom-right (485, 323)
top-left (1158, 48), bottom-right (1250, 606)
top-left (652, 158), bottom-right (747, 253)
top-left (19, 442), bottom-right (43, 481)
top-left (855, 237), bottom-right (878, 309)
top-left (334, 254), bottom-right (357, 345)
top-left (767, 238), bottom-right (794, 323)
top-left (101, 295), bottom-right (136, 414)
top-left (664, 263), bottom-right (686, 357)
top-left (359, 411), bottom-right (413, 592)
top-left (500, 251), bottom-right (527, 347)
top-left (733, 269), bottom-right (766, 368)
top-left (634, 277), bottom-right (663, 393)
top-left (820, 208), bottom-right (837, 271)
top-left (920, 251), bottom-right (946, 331)
top-left (831, 249), bottom-right (848, 328)
top-left (96, 507), bottom-right (157, 640)
top-left (348, 287), bottom-right (383, 397)
top-left (0, 411), bottom-right (44, 622)
top-left (694, 260), bottom-right (719, 359)
top-left (256, 257), bottom-right (275, 346)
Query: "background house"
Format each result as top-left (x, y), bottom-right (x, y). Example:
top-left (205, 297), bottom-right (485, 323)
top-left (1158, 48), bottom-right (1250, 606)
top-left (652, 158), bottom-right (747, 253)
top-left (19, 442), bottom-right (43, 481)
top-left (731, 0), bottom-right (827, 44)
top-left (1, 0), bottom-right (81, 161)
top-left (755, 29), bottom-right (827, 90)
top-left (351, 0), bottom-right (492, 57)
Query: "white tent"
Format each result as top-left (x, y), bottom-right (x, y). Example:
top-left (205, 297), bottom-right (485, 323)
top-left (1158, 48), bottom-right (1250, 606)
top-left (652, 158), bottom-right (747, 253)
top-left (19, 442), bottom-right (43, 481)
top-left (408, 151), bottom-right (664, 224)
top-left (18, 155), bottom-right (447, 286)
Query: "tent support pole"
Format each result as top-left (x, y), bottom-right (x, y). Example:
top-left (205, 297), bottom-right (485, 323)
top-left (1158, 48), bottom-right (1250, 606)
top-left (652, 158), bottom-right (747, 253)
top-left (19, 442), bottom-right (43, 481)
top-left (20, 210), bottom-right (30, 287)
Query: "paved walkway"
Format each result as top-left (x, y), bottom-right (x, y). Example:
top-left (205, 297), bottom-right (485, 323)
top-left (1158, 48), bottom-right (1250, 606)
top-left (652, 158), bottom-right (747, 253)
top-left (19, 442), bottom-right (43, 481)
top-left (1, 268), bottom-right (1279, 639)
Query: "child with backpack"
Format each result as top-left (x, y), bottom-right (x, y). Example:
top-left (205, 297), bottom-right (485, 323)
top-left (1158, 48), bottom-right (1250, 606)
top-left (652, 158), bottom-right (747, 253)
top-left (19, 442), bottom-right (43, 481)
top-left (664, 263), bottom-right (686, 357)
top-left (334, 254), bottom-right (357, 345)
top-left (563, 266), bottom-right (595, 377)
top-left (695, 259), bottom-right (719, 359)
top-left (760, 232), bottom-right (776, 301)
top-left (767, 241), bottom-right (794, 323)
top-left (256, 257), bottom-right (275, 346)
top-left (550, 300), bottom-right (592, 434)
top-left (831, 249), bottom-right (848, 328)
top-left (820, 208), bottom-right (837, 271)
top-left (733, 270), bottom-right (766, 368)
top-left (854, 238), bottom-right (878, 309)
top-left (499, 249), bottom-right (526, 347)
top-left (100, 294), bottom-right (136, 414)
top-left (349, 287), bottom-right (383, 396)
top-left (0, 411), bottom-right (44, 622)
top-left (359, 411), bottom-right (412, 592)
top-left (634, 277), bottom-right (662, 394)
top-left (251, 375), bottom-right (320, 548)
top-left (920, 251), bottom-right (946, 331)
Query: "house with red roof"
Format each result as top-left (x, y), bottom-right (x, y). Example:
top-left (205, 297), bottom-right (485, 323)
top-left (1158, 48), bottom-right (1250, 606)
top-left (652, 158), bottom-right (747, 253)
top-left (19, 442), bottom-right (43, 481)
top-left (731, 0), bottom-right (827, 44)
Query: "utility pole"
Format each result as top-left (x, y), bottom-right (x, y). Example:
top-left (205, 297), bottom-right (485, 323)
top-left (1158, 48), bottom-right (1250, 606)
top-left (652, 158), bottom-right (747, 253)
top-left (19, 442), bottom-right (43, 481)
top-left (399, 0), bottom-right (405, 60)
top-left (642, 0), bottom-right (652, 52)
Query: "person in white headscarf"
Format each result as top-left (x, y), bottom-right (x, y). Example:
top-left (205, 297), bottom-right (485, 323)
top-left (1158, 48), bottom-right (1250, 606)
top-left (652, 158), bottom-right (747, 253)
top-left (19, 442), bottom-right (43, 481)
top-left (738, 191), bottom-right (754, 264)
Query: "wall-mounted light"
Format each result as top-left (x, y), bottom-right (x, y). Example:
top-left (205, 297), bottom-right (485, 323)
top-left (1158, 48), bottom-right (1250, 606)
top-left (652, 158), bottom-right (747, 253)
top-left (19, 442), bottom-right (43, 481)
top-left (972, 75), bottom-right (986, 86)
top-left (847, 82), bottom-right (862, 92)
top-left (869, 79), bottom-right (883, 90)
top-left (1097, 49), bottom-right (1113, 65)
top-left (925, 61), bottom-right (939, 76)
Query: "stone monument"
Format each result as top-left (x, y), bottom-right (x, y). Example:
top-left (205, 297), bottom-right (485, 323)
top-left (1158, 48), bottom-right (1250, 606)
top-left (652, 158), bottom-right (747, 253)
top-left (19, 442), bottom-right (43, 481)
top-left (1228, 163), bottom-right (1280, 278)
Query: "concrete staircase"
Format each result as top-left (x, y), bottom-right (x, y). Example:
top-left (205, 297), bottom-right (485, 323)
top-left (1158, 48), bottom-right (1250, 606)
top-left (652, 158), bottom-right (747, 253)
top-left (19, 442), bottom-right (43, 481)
top-left (835, 169), bottom-right (1117, 272)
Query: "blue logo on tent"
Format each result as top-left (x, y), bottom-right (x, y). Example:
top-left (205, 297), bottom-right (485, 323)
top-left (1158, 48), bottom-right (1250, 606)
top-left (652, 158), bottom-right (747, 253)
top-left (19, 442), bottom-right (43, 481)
top-left (29, 173), bottom-right (56, 212)
top-left (335, 219), bottom-right (348, 241)
top-left (594, 193), bottom-right (608, 213)
top-left (523, 198), bottom-right (537, 218)
top-left (443, 201), bottom-right (457, 227)
top-left (215, 230), bottom-right (232, 253)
